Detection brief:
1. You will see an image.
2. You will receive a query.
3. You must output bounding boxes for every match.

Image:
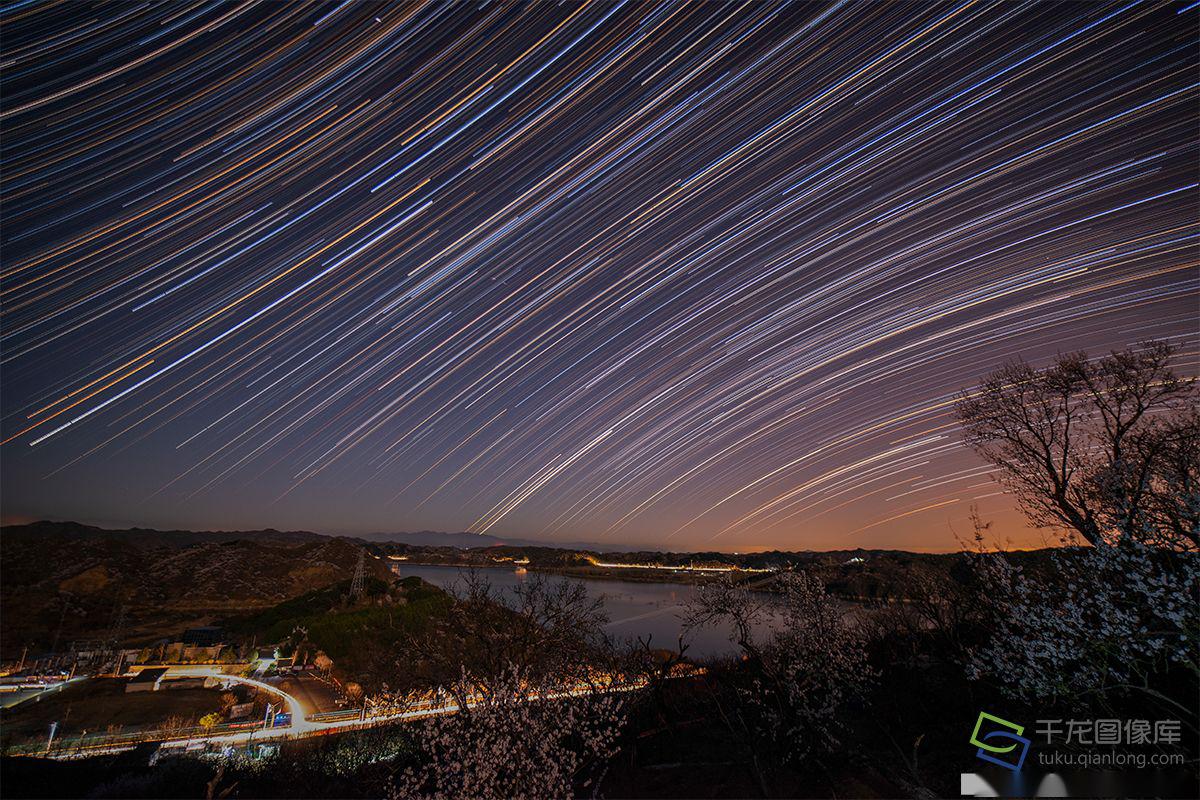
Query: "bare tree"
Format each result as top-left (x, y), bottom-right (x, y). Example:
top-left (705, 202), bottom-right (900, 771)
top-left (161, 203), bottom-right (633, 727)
top-left (685, 571), bottom-right (874, 766)
top-left (684, 576), bottom-right (769, 666)
top-left (402, 571), bottom-right (610, 702)
top-left (1103, 408), bottom-right (1200, 549)
top-left (956, 341), bottom-right (1197, 548)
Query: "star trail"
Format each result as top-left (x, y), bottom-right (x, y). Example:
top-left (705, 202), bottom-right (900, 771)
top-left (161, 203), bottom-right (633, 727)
top-left (1, 1), bottom-right (1197, 550)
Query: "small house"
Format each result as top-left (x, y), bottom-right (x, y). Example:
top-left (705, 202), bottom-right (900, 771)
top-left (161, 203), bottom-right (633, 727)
top-left (125, 667), bottom-right (168, 693)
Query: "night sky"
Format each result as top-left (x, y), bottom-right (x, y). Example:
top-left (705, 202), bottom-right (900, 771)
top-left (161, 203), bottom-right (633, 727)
top-left (1, 1), bottom-right (1196, 551)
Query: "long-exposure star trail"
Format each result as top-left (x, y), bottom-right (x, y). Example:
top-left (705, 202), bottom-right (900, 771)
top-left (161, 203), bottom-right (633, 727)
top-left (1, 1), bottom-right (1196, 550)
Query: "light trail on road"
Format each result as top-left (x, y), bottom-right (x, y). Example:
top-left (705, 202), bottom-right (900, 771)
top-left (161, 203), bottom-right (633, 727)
top-left (21, 665), bottom-right (674, 759)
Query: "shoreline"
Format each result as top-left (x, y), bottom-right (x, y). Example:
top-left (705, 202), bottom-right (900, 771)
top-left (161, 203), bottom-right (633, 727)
top-left (394, 560), bottom-right (735, 587)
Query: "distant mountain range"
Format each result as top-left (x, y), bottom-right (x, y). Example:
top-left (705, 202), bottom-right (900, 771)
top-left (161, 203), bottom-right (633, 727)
top-left (353, 529), bottom-right (643, 552)
top-left (3, 519), bottom-right (329, 547)
top-left (5, 519), bottom-right (642, 552)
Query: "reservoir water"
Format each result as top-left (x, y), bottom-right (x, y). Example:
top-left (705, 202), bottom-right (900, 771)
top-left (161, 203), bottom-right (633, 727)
top-left (394, 563), bottom-right (749, 659)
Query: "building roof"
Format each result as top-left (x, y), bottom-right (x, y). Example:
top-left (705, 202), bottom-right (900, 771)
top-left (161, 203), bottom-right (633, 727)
top-left (181, 626), bottom-right (225, 645)
top-left (129, 667), bottom-right (168, 684)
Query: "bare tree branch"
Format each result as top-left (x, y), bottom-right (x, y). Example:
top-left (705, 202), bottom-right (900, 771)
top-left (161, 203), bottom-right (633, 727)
top-left (956, 341), bottom-right (1197, 548)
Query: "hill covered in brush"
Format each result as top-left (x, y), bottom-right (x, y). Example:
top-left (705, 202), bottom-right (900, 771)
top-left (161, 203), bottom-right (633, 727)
top-left (0, 521), bottom-right (392, 657)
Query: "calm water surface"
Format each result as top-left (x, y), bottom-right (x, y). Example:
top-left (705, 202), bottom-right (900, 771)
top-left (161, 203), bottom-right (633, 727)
top-left (395, 563), bottom-right (752, 659)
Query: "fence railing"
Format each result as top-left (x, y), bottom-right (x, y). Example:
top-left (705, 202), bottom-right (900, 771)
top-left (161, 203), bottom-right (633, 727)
top-left (3, 718), bottom-right (272, 757)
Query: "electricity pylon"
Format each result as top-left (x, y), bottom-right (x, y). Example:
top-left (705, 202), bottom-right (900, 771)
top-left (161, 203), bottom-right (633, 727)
top-left (349, 549), bottom-right (366, 599)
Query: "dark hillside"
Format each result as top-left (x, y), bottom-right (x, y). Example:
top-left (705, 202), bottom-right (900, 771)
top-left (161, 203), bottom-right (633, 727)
top-left (0, 523), bottom-right (391, 657)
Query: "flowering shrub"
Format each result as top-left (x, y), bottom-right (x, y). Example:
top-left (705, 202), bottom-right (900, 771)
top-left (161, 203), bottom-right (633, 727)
top-left (385, 573), bottom-right (630, 799)
top-left (759, 572), bottom-right (876, 760)
top-left (687, 571), bottom-right (874, 763)
top-left (391, 666), bottom-right (626, 800)
top-left (966, 539), bottom-right (1199, 705)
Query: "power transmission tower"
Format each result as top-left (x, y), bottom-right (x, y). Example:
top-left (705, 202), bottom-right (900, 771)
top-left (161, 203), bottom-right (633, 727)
top-left (349, 550), bottom-right (366, 599)
top-left (104, 603), bottom-right (127, 673)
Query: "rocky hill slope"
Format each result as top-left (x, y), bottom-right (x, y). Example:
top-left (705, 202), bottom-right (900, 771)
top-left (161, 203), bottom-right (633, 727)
top-left (1, 522), bottom-right (391, 657)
